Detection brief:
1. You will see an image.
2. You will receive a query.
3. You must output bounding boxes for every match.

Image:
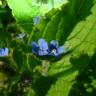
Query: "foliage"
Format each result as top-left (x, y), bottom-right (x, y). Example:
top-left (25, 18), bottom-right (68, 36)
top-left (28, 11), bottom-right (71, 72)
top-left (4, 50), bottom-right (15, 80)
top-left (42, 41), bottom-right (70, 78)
top-left (0, 0), bottom-right (96, 96)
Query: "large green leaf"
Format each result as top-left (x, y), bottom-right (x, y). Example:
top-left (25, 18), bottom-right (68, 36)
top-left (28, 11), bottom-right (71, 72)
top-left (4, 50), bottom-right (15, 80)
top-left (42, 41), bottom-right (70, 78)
top-left (45, 0), bottom-right (96, 96)
top-left (42, 12), bottom-right (62, 42)
top-left (46, 71), bottom-right (77, 96)
top-left (7, 0), bottom-right (38, 23)
top-left (32, 0), bottom-right (68, 15)
top-left (7, 0), bottom-right (68, 23)
top-left (47, 0), bottom-right (96, 76)
top-left (46, 54), bottom-right (90, 96)
top-left (31, 0), bottom-right (95, 43)
top-left (7, 0), bottom-right (68, 35)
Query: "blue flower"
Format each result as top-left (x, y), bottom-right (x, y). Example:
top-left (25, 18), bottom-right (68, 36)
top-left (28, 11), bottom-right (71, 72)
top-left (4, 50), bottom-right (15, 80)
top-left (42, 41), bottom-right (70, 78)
top-left (0, 48), bottom-right (9, 57)
top-left (33, 17), bottom-right (40, 25)
top-left (32, 38), bottom-right (65, 57)
top-left (48, 40), bottom-right (65, 56)
top-left (32, 38), bottom-right (48, 56)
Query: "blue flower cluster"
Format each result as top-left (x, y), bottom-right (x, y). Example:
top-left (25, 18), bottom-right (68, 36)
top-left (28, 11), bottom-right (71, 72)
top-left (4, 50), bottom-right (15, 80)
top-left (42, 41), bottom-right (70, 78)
top-left (0, 48), bottom-right (9, 57)
top-left (32, 38), bottom-right (65, 57)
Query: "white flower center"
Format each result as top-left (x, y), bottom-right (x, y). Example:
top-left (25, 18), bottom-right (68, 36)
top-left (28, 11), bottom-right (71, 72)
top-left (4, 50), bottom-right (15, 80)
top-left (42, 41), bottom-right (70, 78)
top-left (51, 49), bottom-right (56, 54)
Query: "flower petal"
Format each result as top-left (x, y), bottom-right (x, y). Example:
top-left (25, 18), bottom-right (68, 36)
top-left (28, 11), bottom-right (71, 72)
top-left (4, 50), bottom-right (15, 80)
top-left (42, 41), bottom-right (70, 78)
top-left (0, 48), bottom-right (9, 57)
top-left (50, 40), bottom-right (58, 48)
top-left (48, 52), bottom-right (58, 56)
top-left (32, 42), bottom-right (39, 54)
top-left (16, 33), bottom-right (25, 39)
top-left (38, 50), bottom-right (48, 56)
top-left (33, 17), bottom-right (40, 25)
top-left (38, 38), bottom-right (48, 50)
top-left (57, 46), bottom-right (65, 55)
top-left (4, 48), bottom-right (9, 56)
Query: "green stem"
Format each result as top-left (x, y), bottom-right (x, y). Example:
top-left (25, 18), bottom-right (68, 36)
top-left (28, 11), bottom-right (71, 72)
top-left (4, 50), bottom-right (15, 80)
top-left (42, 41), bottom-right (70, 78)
top-left (41, 60), bottom-right (50, 76)
top-left (26, 53), bottom-right (31, 72)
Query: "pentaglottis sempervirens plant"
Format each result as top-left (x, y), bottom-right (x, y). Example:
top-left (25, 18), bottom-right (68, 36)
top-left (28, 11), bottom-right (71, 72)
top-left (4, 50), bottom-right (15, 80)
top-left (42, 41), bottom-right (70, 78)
top-left (0, 0), bottom-right (96, 96)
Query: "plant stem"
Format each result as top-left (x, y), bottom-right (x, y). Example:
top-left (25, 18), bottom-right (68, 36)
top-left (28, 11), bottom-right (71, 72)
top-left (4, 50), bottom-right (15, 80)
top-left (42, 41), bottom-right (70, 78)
top-left (41, 60), bottom-right (50, 76)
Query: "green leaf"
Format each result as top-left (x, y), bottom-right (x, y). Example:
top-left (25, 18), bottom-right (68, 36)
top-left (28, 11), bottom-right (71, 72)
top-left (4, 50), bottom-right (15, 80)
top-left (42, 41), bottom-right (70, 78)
top-left (30, 17), bottom-right (50, 42)
top-left (13, 49), bottom-right (41, 72)
top-left (7, 0), bottom-right (68, 35)
top-left (66, 3), bottom-right (96, 56)
top-left (46, 71), bottom-right (77, 96)
top-left (31, 0), bottom-right (95, 43)
top-left (43, 12), bottom-right (62, 42)
top-left (12, 49), bottom-right (26, 71)
top-left (27, 87), bottom-right (36, 96)
top-left (32, 0), bottom-right (68, 15)
top-left (46, 1), bottom-right (96, 96)
top-left (7, 0), bottom-right (39, 23)
top-left (0, 30), bottom-right (11, 47)
top-left (7, 0), bottom-right (68, 23)
top-left (48, 0), bottom-right (96, 76)
top-left (56, 0), bottom-right (95, 45)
